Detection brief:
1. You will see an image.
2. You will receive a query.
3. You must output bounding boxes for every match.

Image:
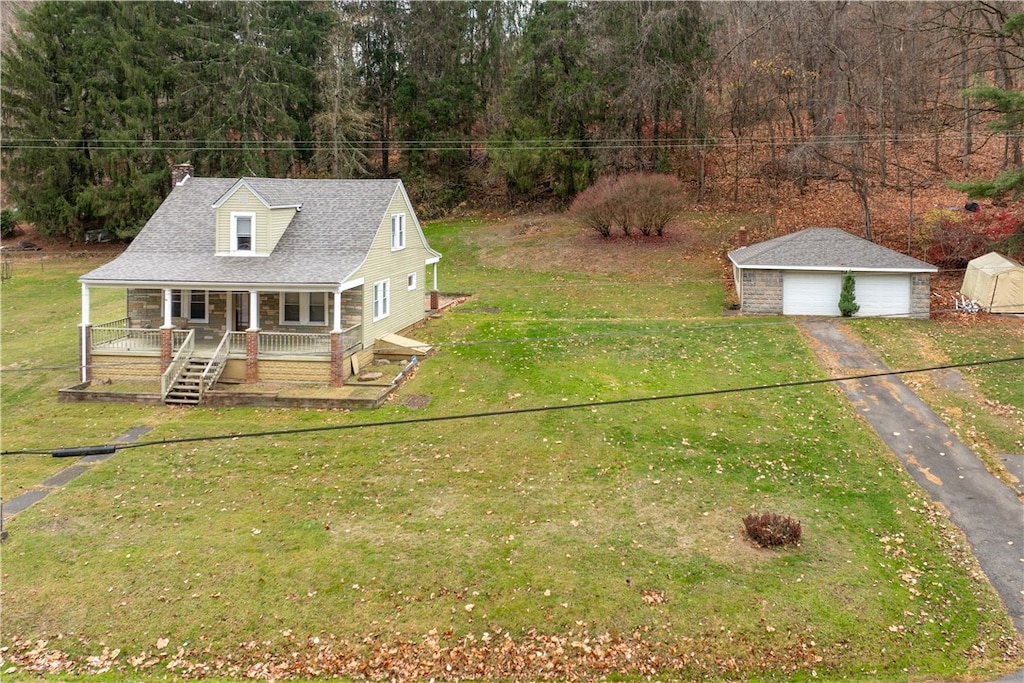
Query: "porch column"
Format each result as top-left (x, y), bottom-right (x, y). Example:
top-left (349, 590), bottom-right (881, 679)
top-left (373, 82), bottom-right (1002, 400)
top-left (430, 263), bottom-right (440, 311)
top-left (332, 287), bottom-right (343, 333)
top-left (330, 331), bottom-right (345, 387)
top-left (80, 284), bottom-right (92, 383)
top-left (248, 290), bottom-right (259, 330)
top-left (79, 324), bottom-right (93, 383)
top-left (246, 290), bottom-right (259, 383)
top-left (160, 287), bottom-right (174, 373)
top-left (159, 327), bottom-right (173, 373)
top-left (245, 329), bottom-right (259, 383)
top-left (162, 288), bottom-right (173, 328)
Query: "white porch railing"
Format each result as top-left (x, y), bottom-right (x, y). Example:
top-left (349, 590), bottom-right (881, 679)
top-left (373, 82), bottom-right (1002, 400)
top-left (201, 333), bottom-right (232, 393)
top-left (258, 331), bottom-right (331, 356)
top-left (92, 321), bottom-right (191, 354)
top-left (160, 329), bottom-right (195, 400)
top-left (226, 331), bottom-right (247, 355)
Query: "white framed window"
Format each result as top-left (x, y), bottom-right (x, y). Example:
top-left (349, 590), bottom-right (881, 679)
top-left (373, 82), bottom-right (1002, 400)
top-left (372, 279), bottom-right (390, 321)
top-left (391, 214), bottom-right (406, 250)
top-left (188, 290), bottom-right (208, 322)
top-left (171, 289), bottom-right (208, 322)
top-left (280, 292), bottom-right (328, 325)
top-left (231, 212), bottom-right (255, 253)
top-left (407, 272), bottom-right (417, 290)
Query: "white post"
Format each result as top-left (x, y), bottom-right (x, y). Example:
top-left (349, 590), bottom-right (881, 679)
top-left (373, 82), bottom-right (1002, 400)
top-left (162, 288), bottom-right (173, 328)
top-left (432, 263), bottom-right (438, 291)
top-left (248, 290), bottom-right (259, 330)
top-left (81, 284), bottom-right (91, 325)
top-left (333, 288), bottom-right (343, 332)
top-left (80, 284), bottom-right (91, 383)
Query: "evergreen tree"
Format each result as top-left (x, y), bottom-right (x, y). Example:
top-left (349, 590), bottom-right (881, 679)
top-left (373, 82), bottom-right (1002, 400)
top-left (948, 13), bottom-right (1024, 201)
top-left (839, 272), bottom-right (860, 317)
top-left (177, 0), bottom-right (335, 178)
top-left (346, 0), bottom-right (405, 177)
top-left (1, 1), bottom-right (180, 239)
top-left (1, 1), bottom-right (337, 240)
top-left (494, 1), bottom-right (596, 200)
top-left (394, 1), bottom-right (495, 204)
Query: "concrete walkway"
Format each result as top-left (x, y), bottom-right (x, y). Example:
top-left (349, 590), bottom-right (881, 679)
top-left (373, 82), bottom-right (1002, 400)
top-left (800, 320), bottom-right (1024, 639)
top-left (1, 426), bottom-right (152, 523)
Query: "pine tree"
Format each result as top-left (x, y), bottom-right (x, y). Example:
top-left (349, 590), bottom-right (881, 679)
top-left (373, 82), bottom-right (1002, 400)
top-left (948, 14), bottom-right (1024, 201)
top-left (1, 1), bottom-right (337, 240)
top-left (1, 1), bottom-right (177, 239)
top-left (839, 272), bottom-right (860, 317)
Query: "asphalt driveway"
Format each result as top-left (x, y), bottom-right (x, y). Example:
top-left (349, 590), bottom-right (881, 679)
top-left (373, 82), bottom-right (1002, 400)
top-left (800, 320), bottom-right (1024, 638)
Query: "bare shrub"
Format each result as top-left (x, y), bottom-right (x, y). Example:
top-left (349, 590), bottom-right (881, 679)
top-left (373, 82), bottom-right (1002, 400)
top-left (619, 173), bottom-right (689, 236)
top-left (568, 176), bottom-right (617, 237)
top-left (568, 173), bottom-right (689, 238)
top-left (743, 511), bottom-right (802, 548)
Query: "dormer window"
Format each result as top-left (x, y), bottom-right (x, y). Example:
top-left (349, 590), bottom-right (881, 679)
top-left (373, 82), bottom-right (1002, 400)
top-left (232, 212), bottom-right (255, 253)
top-left (391, 214), bottom-right (406, 250)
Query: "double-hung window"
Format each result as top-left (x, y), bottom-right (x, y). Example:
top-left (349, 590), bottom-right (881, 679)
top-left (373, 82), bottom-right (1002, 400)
top-left (170, 289), bottom-right (208, 322)
top-left (373, 279), bottom-right (390, 321)
top-left (232, 213), bottom-right (255, 253)
top-left (280, 292), bottom-right (328, 325)
top-left (391, 214), bottom-right (406, 250)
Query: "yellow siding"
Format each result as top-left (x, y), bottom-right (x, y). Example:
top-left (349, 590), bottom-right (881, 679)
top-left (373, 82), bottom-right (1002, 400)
top-left (259, 359), bottom-right (331, 383)
top-left (216, 186), bottom-right (273, 254)
top-left (268, 208), bottom-right (296, 252)
top-left (351, 188), bottom-right (431, 347)
top-left (92, 355), bottom-right (161, 380)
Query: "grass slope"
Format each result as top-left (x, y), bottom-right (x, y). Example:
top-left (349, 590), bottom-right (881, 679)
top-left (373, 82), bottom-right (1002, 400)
top-left (1, 217), bottom-right (1021, 681)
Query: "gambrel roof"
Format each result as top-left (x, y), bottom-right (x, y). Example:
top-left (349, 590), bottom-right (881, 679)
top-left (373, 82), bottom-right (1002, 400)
top-left (728, 227), bottom-right (936, 273)
top-left (81, 178), bottom-right (439, 289)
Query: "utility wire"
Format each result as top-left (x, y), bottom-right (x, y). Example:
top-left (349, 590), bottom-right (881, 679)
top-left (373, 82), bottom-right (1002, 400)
top-left (2, 356), bottom-right (1020, 457)
top-left (2, 131), bottom-right (1018, 153)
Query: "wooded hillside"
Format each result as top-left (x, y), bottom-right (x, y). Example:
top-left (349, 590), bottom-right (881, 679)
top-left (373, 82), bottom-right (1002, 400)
top-left (1, 1), bottom-right (1021, 240)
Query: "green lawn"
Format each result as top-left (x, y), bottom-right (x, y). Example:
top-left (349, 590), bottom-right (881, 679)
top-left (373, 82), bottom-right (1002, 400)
top-left (1, 218), bottom-right (1021, 681)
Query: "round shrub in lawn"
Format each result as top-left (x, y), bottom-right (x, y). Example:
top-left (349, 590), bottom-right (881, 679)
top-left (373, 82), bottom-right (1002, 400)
top-left (743, 511), bottom-right (802, 548)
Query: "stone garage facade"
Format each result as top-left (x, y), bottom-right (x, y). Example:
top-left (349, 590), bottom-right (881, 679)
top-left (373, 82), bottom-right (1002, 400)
top-left (728, 228), bottom-right (937, 318)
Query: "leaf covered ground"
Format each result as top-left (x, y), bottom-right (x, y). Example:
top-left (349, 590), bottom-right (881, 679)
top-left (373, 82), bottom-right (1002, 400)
top-left (1, 207), bottom-right (1022, 682)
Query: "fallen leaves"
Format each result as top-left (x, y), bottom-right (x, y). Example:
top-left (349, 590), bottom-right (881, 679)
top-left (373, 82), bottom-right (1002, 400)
top-left (641, 589), bottom-right (666, 606)
top-left (0, 627), bottom-right (844, 682)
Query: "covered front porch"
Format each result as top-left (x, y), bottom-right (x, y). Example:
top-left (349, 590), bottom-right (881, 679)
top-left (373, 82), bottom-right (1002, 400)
top-left (79, 283), bottom-right (366, 405)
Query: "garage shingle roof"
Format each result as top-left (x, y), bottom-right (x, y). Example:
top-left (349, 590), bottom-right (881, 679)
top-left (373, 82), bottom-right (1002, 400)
top-left (82, 178), bottom-right (404, 288)
top-left (728, 227), bottom-right (936, 272)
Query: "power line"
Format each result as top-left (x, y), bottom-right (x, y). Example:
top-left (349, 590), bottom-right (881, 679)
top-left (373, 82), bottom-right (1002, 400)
top-left (2, 356), bottom-right (1020, 457)
top-left (2, 131), bottom-right (1017, 153)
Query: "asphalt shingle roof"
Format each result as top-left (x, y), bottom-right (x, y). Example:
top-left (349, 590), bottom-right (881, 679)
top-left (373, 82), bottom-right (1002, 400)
top-left (728, 227), bottom-right (936, 272)
top-left (82, 178), bottom-right (405, 287)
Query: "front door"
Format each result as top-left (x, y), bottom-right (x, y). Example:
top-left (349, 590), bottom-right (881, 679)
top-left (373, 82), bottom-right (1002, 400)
top-left (233, 291), bottom-right (250, 331)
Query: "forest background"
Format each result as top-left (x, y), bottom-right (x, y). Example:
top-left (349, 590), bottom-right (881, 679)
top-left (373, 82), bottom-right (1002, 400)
top-left (1, 0), bottom-right (1022, 248)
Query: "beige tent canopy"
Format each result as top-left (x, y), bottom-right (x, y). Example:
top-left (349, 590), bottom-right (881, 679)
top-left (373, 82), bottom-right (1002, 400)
top-left (961, 252), bottom-right (1024, 314)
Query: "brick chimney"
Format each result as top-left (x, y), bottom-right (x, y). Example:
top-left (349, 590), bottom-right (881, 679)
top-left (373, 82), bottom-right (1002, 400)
top-left (170, 162), bottom-right (194, 187)
top-left (736, 226), bottom-right (748, 247)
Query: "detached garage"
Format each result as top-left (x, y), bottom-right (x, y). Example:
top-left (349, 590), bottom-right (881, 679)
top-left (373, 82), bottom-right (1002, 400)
top-left (729, 228), bottom-right (937, 318)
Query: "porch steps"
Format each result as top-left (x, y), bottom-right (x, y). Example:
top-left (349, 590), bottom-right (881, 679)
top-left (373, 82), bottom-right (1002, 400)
top-left (165, 358), bottom-right (224, 406)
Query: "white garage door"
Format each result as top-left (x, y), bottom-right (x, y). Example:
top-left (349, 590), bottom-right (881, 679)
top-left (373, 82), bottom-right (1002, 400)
top-left (853, 274), bottom-right (911, 317)
top-left (783, 272), bottom-right (842, 315)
